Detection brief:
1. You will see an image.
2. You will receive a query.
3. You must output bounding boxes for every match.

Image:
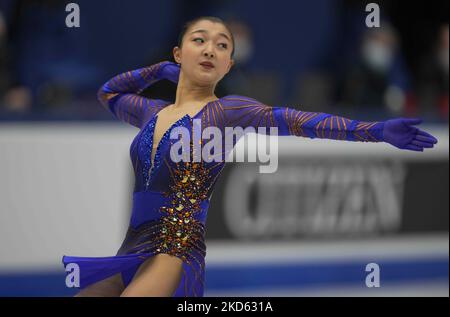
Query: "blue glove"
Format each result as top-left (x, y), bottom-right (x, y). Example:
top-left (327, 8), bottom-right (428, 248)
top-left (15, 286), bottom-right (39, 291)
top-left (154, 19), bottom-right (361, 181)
top-left (159, 61), bottom-right (181, 84)
top-left (383, 118), bottom-right (438, 151)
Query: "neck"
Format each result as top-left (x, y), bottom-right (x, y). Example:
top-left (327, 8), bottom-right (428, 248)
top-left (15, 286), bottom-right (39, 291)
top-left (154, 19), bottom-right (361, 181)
top-left (173, 71), bottom-right (218, 108)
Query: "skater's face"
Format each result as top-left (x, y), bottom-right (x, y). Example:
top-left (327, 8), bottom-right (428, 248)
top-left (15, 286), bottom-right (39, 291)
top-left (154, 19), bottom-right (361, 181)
top-left (173, 20), bottom-right (234, 86)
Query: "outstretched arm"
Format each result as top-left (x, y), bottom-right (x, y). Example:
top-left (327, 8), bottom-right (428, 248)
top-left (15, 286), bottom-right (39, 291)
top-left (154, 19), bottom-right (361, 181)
top-left (97, 61), bottom-right (180, 128)
top-left (223, 96), bottom-right (438, 151)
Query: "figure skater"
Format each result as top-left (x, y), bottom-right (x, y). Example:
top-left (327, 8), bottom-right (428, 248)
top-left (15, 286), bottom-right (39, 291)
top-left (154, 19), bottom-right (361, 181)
top-left (62, 16), bottom-right (438, 297)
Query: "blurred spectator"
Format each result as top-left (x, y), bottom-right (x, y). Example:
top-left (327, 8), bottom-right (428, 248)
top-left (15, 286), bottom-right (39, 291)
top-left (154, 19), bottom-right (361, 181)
top-left (0, 1), bottom-right (445, 121)
top-left (289, 72), bottom-right (334, 112)
top-left (416, 24), bottom-right (449, 120)
top-left (218, 17), bottom-right (281, 105)
top-left (0, 10), bottom-right (9, 92)
top-left (217, 18), bottom-right (255, 96)
top-left (338, 24), bottom-right (411, 115)
top-left (0, 9), bottom-right (32, 113)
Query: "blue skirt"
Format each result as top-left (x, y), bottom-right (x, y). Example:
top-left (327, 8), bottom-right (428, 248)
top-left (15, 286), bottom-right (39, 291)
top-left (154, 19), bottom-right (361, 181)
top-left (62, 190), bottom-right (209, 296)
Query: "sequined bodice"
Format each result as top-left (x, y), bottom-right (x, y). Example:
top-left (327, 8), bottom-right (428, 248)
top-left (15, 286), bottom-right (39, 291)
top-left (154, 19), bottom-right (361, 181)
top-left (130, 104), bottom-right (226, 198)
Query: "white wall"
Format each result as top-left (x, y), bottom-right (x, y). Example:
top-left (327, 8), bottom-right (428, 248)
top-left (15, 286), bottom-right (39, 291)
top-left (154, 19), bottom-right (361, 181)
top-left (0, 123), bottom-right (448, 271)
top-left (0, 122), bottom-right (138, 270)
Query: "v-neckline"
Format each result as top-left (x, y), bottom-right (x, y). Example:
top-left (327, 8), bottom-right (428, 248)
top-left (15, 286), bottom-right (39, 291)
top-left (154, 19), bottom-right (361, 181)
top-left (149, 96), bottom-right (226, 169)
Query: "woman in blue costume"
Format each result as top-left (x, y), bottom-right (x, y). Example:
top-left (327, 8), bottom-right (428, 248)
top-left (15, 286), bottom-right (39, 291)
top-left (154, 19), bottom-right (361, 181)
top-left (62, 16), bottom-right (438, 297)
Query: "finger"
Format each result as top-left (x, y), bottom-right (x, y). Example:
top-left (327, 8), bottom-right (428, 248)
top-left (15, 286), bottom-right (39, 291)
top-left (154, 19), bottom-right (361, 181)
top-left (405, 144), bottom-right (424, 152)
top-left (403, 118), bottom-right (423, 126)
top-left (411, 140), bottom-right (434, 148)
top-left (416, 130), bottom-right (438, 143)
top-left (415, 134), bottom-right (438, 144)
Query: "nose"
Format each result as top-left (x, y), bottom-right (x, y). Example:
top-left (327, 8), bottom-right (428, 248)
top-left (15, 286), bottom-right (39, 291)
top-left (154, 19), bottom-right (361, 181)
top-left (203, 51), bottom-right (214, 58)
top-left (203, 45), bottom-right (214, 58)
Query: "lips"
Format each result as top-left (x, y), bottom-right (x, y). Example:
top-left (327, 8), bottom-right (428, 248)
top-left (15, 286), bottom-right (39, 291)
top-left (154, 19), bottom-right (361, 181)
top-left (200, 61), bottom-right (214, 69)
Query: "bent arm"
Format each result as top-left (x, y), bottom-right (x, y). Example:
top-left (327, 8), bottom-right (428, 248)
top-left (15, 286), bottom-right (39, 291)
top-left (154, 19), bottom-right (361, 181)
top-left (97, 61), bottom-right (180, 128)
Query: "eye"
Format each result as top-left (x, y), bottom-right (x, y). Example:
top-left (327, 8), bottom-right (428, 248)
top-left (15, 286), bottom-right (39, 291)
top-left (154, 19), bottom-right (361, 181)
top-left (218, 43), bottom-right (228, 49)
top-left (193, 38), bottom-right (204, 43)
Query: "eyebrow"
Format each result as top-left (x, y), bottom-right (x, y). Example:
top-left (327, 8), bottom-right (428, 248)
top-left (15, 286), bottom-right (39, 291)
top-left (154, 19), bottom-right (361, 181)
top-left (190, 29), bottom-right (231, 42)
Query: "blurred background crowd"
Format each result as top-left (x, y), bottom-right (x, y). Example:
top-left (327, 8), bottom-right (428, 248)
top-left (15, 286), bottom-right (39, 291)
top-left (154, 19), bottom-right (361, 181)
top-left (0, 0), bottom-right (448, 123)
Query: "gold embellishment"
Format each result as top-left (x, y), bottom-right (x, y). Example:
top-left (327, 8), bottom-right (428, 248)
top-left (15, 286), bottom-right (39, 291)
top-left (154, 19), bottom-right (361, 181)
top-left (156, 154), bottom-right (210, 259)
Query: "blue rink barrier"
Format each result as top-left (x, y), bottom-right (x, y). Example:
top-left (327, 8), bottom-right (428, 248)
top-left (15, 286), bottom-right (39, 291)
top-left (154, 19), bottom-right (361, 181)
top-left (0, 256), bottom-right (447, 297)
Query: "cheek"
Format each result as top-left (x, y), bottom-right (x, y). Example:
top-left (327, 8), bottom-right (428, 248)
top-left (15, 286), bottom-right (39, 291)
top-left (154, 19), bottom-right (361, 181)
top-left (219, 61), bottom-right (231, 73)
top-left (180, 45), bottom-right (197, 61)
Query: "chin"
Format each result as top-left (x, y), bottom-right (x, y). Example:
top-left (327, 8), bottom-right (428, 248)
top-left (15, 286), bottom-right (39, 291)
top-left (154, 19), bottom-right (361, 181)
top-left (194, 74), bottom-right (218, 86)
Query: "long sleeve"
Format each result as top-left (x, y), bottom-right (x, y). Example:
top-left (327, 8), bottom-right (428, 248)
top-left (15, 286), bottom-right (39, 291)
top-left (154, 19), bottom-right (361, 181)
top-left (222, 95), bottom-right (385, 142)
top-left (97, 61), bottom-right (178, 128)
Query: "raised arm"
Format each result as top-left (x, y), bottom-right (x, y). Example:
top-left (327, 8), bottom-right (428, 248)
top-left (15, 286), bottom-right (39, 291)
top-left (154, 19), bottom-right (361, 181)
top-left (97, 61), bottom-right (180, 128)
top-left (222, 96), bottom-right (438, 151)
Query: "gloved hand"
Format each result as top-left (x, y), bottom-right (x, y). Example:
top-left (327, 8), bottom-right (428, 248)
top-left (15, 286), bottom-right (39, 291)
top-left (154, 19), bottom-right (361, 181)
top-left (383, 118), bottom-right (438, 151)
top-left (159, 61), bottom-right (181, 84)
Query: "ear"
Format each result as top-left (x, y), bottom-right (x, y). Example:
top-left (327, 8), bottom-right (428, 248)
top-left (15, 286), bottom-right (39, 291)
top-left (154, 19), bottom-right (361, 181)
top-left (173, 46), bottom-right (182, 64)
